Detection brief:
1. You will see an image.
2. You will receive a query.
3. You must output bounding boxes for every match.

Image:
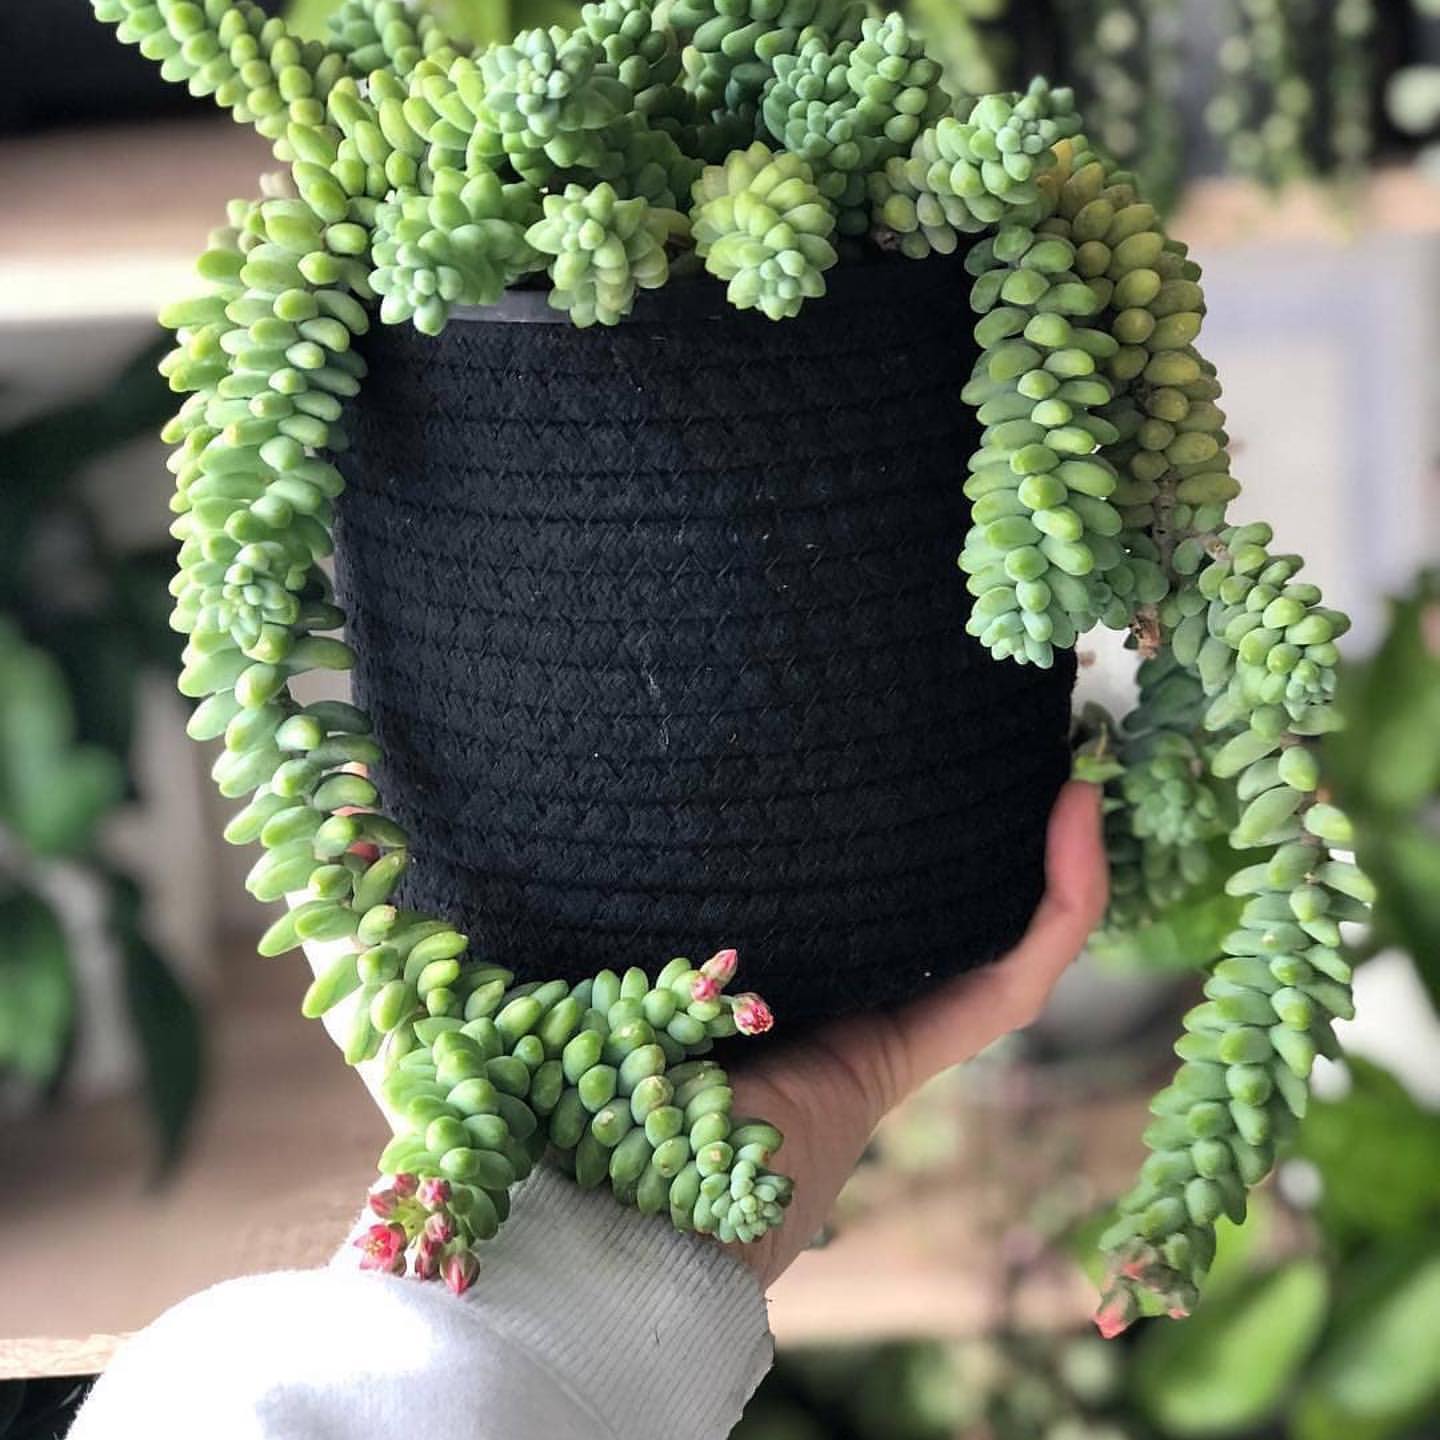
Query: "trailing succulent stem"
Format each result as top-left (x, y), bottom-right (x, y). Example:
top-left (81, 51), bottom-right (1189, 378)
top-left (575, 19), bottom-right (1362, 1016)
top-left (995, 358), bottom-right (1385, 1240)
top-left (360, 953), bottom-right (788, 1280)
top-left (96, 0), bottom-right (1369, 1324)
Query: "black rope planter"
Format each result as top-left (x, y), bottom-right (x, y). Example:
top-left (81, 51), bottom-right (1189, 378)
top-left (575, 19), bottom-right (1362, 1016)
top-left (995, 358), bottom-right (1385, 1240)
top-left (334, 258), bottom-right (1077, 1027)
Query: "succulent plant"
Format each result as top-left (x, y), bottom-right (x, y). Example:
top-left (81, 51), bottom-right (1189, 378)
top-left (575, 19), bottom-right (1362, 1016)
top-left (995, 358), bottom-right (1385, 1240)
top-left (525, 179), bottom-right (680, 324)
top-left (690, 142), bottom-right (838, 318)
top-left (95, 0), bottom-right (1368, 1331)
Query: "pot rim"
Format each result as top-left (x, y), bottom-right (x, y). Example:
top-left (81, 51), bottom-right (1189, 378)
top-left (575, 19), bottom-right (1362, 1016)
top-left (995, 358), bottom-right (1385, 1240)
top-left (445, 250), bottom-right (954, 326)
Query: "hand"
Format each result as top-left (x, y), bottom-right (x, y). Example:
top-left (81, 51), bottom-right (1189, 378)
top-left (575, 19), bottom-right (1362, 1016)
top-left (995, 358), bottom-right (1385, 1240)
top-left (729, 781), bottom-right (1109, 1289)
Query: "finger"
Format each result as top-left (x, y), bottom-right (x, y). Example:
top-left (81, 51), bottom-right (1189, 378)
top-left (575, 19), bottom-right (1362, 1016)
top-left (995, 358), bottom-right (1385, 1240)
top-left (895, 780), bottom-right (1108, 1086)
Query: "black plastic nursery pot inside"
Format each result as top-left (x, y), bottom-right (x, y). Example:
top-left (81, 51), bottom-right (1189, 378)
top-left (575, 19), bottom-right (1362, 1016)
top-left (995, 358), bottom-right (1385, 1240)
top-left (333, 257), bottom-right (1077, 1030)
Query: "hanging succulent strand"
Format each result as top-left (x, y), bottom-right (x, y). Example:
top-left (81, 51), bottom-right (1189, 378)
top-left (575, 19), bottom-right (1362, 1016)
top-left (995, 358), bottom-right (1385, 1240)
top-left (1330, 0), bottom-right (1376, 185)
top-left (93, 0), bottom-right (1369, 1328)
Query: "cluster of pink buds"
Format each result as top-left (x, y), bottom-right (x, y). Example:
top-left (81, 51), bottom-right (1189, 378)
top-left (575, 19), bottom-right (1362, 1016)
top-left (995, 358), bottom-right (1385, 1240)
top-left (685, 949), bottom-right (774, 1036)
top-left (1093, 1250), bottom-right (1193, 1338)
top-left (355, 1173), bottom-right (480, 1294)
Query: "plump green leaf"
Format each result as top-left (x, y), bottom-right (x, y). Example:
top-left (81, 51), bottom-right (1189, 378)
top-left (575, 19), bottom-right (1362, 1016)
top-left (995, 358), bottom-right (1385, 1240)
top-left (115, 879), bottom-right (203, 1168)
top-left (1327, 585), bottom-right (1440, 817)
top-left (1132, 1260), bottom-right (1329, 1436)
top-left (1297, 1056), bottom-right (1440, 1245)
top-left (1327, 575), bottom-right (1440, 1007)
top-left (1290, 1252), bottom-right (1440, 1440)
top-left (0, 891), bottom-right (73, 1084)
top-left (0, 622), bottom-right (123, 856)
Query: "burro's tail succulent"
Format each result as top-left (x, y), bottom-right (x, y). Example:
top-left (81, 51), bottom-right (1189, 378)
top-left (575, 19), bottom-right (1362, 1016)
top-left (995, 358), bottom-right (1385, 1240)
top-left (355, 951), bottom-right (788, 1284)
top-left (94, 0), bottom-right (1367, 1325)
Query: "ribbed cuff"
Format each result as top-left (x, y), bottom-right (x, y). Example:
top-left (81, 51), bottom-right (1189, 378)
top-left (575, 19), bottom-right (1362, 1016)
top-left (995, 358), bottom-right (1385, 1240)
top-left (338, 1164), bottom-right (774, 1440)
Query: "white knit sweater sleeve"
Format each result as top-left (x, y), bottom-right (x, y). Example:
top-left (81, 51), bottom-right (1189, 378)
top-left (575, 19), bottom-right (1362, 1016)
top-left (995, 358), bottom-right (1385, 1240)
top-left (70, 1165), bottom-right (774, 1440)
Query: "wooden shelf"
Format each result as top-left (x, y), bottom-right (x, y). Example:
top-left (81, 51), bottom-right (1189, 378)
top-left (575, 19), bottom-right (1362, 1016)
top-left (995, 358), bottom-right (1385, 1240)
top-left (0, 119), bottom-right (269, 326)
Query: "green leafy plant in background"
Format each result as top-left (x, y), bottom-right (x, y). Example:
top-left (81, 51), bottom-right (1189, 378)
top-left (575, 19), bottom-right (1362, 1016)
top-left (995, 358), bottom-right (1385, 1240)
top-left (0, 628), bottom-right (118, 1085)
top-left (0, 347), bottom-right (202, 1163)
top-left (1325, 570), bottom-right (1440, 1011)
top-left (735, 1334), bottom-right (1139, 1440)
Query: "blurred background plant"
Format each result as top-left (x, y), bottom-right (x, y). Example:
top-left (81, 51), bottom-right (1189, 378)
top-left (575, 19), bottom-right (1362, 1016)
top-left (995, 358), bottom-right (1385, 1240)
top-left (0, 343), bottom-right (202, 1163)
top-left (1389, 3), bottom-right (1440, 192)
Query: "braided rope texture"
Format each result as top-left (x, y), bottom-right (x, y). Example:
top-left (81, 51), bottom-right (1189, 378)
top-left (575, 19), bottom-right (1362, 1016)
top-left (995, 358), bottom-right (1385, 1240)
top-left (334, 258), bottom-right (1076, 1026)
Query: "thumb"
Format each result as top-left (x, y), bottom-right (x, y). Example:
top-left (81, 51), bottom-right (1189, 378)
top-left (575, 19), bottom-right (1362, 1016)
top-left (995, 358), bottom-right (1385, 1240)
top-left (892, 780), bottom-right (1108, 1090)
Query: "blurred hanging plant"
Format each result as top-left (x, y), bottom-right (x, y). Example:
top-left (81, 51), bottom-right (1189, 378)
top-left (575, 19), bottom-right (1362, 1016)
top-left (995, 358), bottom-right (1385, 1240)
top-left (1388, 0), bottom-right (1440, 170)
top-left (285, 0), bottom-right (580, 49)
top-left (903, 0), bottom-right (1017, 100)
top-left (0, 342), bottom-right (202, 1163)
top-left (890, 0), bottom-right (1384, 212)
top-left (1207, 0), bottom-right (1377, 192)
top-left (1054, 0), bottom-right (1185, 214)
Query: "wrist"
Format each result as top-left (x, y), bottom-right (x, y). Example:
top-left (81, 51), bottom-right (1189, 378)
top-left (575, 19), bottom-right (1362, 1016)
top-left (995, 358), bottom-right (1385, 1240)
top-left (338, 1163), bottom-right (775, 1440)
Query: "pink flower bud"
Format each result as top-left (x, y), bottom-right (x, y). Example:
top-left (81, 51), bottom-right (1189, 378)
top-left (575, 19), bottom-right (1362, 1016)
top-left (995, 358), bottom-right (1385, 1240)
top-left (424, 1211), bottom-right (455, 1244)
top-left (443, 1248), bottom-right (480, 1296)
top-left (1093, 1289), bottom-right (1139, 1340)
top-left (416, 1176), bottom-right (451, 1211)
top-left (367, 1183), bottom-right (398, 1219)
top-left (690, 974), bottom-right (720, 1003)
top-left (355, 1222), bottom-right (407, 1273)
top-left (392, 1173), bottom-right (419, 1199)
top-left (701, 948), bottom-right (739, 986)
top-left (732, 992), bottom-right (774, 1036)
top-left (413, 1234), bottom-right (442, 1280)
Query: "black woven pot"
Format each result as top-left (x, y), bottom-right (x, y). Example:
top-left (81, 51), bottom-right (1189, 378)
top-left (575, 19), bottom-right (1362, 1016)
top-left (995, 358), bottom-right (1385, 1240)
top-left (333, 258), bottom-right (1076, 1030)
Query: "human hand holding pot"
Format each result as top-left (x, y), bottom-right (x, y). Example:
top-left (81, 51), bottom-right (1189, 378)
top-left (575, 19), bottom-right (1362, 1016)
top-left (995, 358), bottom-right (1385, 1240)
top-left (731, 780), bottom-right (1109, 1289)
